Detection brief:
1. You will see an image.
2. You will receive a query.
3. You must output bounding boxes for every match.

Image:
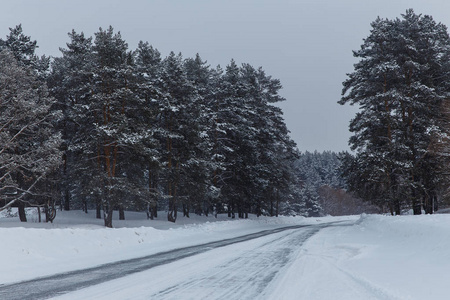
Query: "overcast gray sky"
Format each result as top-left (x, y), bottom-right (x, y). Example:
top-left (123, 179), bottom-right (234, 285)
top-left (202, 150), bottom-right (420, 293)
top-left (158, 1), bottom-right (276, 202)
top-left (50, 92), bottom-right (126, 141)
top-left (1, 0), bottom-right (450, 152)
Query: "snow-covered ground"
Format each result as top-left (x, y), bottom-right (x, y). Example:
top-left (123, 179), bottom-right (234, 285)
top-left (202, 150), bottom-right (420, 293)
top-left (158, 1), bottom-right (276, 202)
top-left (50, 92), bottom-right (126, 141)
top-left (268, 213), bottom-right (450, 300)
top-left (1, 209), bottom-right (450, 299)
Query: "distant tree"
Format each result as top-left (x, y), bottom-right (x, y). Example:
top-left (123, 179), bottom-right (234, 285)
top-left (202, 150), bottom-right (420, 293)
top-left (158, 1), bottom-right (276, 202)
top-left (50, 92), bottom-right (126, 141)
top-left (294, 151), bottom-right (355, 217)
top-left (295, 151), bottom-right (345, 190)
top-left (301, 183), bottom-right (321, 217)
top-left (317, 185), bottom-right (380, 216)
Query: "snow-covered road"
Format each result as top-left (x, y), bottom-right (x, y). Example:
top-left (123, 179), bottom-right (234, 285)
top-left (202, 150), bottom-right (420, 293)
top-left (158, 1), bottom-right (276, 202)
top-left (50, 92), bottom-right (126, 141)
top-left (2, 222), bottom-right (347, 300)
top-left (50, 224), bottom-right (328, 300)
top-left (3, 211), bottom-right (450, 300)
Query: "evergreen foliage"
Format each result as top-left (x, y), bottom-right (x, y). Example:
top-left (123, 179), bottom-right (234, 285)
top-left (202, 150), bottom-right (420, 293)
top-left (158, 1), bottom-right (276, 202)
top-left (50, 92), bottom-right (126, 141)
top-left (293, 151), bottom-right (380, 216)
top-left (294, 151), bottom-right (345, 216)
top-left (32, 26), bottom-right (301, 226)
top-left (339, 10), bottom-right (450, 215)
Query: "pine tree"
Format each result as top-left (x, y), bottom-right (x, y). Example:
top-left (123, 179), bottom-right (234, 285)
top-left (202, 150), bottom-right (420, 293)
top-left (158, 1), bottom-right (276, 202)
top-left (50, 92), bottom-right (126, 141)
top-left (204, 64), bottom-right (235, 216)
top-left (301, 183), bottom-right (322, 217)
top-left (218, 60), bottom-right (252, 218)
top-left (3, 24), bottom-right (37, 66)
top-left (183, 54), bottom-right (216, 216)
top-left (340, 10), bottom-right (450, 214)
top-left (2, 24), bottom-right (50, 78)
top-left (51, 26), bottom-right (149, 227)
top-left (159, 51), bottom-right (197, 222)
top-left (212, 61), bottom-right (299, 218)
top-left (134, 41), bottom-right (164, 220)
top-left (90, 26), bottom-right (148, 227)
top-left (48, 30), bottom-right (94, 212)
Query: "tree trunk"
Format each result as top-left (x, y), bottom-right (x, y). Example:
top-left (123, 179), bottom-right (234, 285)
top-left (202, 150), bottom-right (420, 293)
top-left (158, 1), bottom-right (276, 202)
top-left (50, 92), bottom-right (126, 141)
top-left (413, 202), bottom-right (422, 215)
top-left (83, 199), bottom-right (88, 213)
top-left (276, 189), bottom-right (279, 217)
top-left (423, 193), bottom-right (436, 214)
top-left (152, 202), bottom-right (158, 219)
top-left (168, 210), bottom-right (176, 223)
top-left (270, 199), bottom-right (274, 217)
top-left (412, 188), bottom-right (421, 215)
top-left (64, 189), bottom-right (70, 211)
top-left (148, 165), bottom-right (158, 220)
top-left (256, 200), bottom-right (261, 217)
top-left (168, 196), bottom-right (175, 222)
top-left (238, 201), bottom-right (244, 218)
top-left (413, 206), bottom-right (422, 215)
top-left (214, 202), bottom-right (218, 218)
top-left (433, 194), bottom-right (438, 213)
top-left (119, 205), bottom-right (125, 220)
top-left (62, 149), bottom-right (70, 211)
top-left (96, 201), bottom-right (101, 219)
top-left (167, 188), bottom-right (177, 223)
top-left (394, 199), bottom-right (401, 216)
top-left (183, 202), bottom-right (190, 218)
top-left (147, 201), bottom-right (157, 220)
top-left (168, 195), bottom-right (178, 223)
top-left (104, 202), bottom-right (113, 228)
top-left (37, 207), bottom-right (41, 223)
top-left (18, 201), bottom-right (27, 222)
top-left (167, 158), bottom-right (178, 223)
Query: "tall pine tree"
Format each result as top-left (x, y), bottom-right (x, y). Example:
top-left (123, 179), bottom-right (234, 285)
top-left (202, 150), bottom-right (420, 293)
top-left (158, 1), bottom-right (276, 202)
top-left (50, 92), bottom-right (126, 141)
top-left (340, 10), bottom-right (450, 214)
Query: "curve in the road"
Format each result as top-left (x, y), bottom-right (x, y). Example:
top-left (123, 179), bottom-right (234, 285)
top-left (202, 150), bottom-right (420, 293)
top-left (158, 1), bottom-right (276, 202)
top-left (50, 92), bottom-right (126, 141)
top-left (0, 221), bottom-right (352, 300)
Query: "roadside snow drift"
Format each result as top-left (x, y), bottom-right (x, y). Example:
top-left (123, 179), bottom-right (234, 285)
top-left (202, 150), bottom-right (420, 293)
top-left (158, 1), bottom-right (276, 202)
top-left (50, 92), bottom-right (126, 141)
top-left (267, 214), bottom-right (450, 300)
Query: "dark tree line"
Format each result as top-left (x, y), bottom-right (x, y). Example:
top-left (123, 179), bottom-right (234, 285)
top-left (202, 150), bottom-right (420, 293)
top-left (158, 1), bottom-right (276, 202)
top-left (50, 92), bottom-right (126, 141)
top-left (340, 10), bottom-right (450, 215)
top-left (0, 25), bottom-right (302, 227)
top-left (292, 151), bottom-right (379, 216)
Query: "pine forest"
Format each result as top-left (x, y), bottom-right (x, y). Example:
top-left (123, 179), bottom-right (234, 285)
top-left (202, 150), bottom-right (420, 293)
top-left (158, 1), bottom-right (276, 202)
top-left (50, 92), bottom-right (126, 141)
top-left (2, 9), bottom-right (450, 227)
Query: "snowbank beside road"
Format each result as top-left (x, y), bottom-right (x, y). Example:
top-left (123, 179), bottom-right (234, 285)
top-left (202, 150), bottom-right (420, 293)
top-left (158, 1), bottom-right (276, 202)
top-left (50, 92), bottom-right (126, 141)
top-left (268, 214), bottom-right (450, 300)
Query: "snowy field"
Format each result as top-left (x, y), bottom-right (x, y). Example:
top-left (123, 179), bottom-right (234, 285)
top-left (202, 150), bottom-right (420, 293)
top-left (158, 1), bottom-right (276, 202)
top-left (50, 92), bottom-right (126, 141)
top-left (1, 209), bottom-right (450, 299)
